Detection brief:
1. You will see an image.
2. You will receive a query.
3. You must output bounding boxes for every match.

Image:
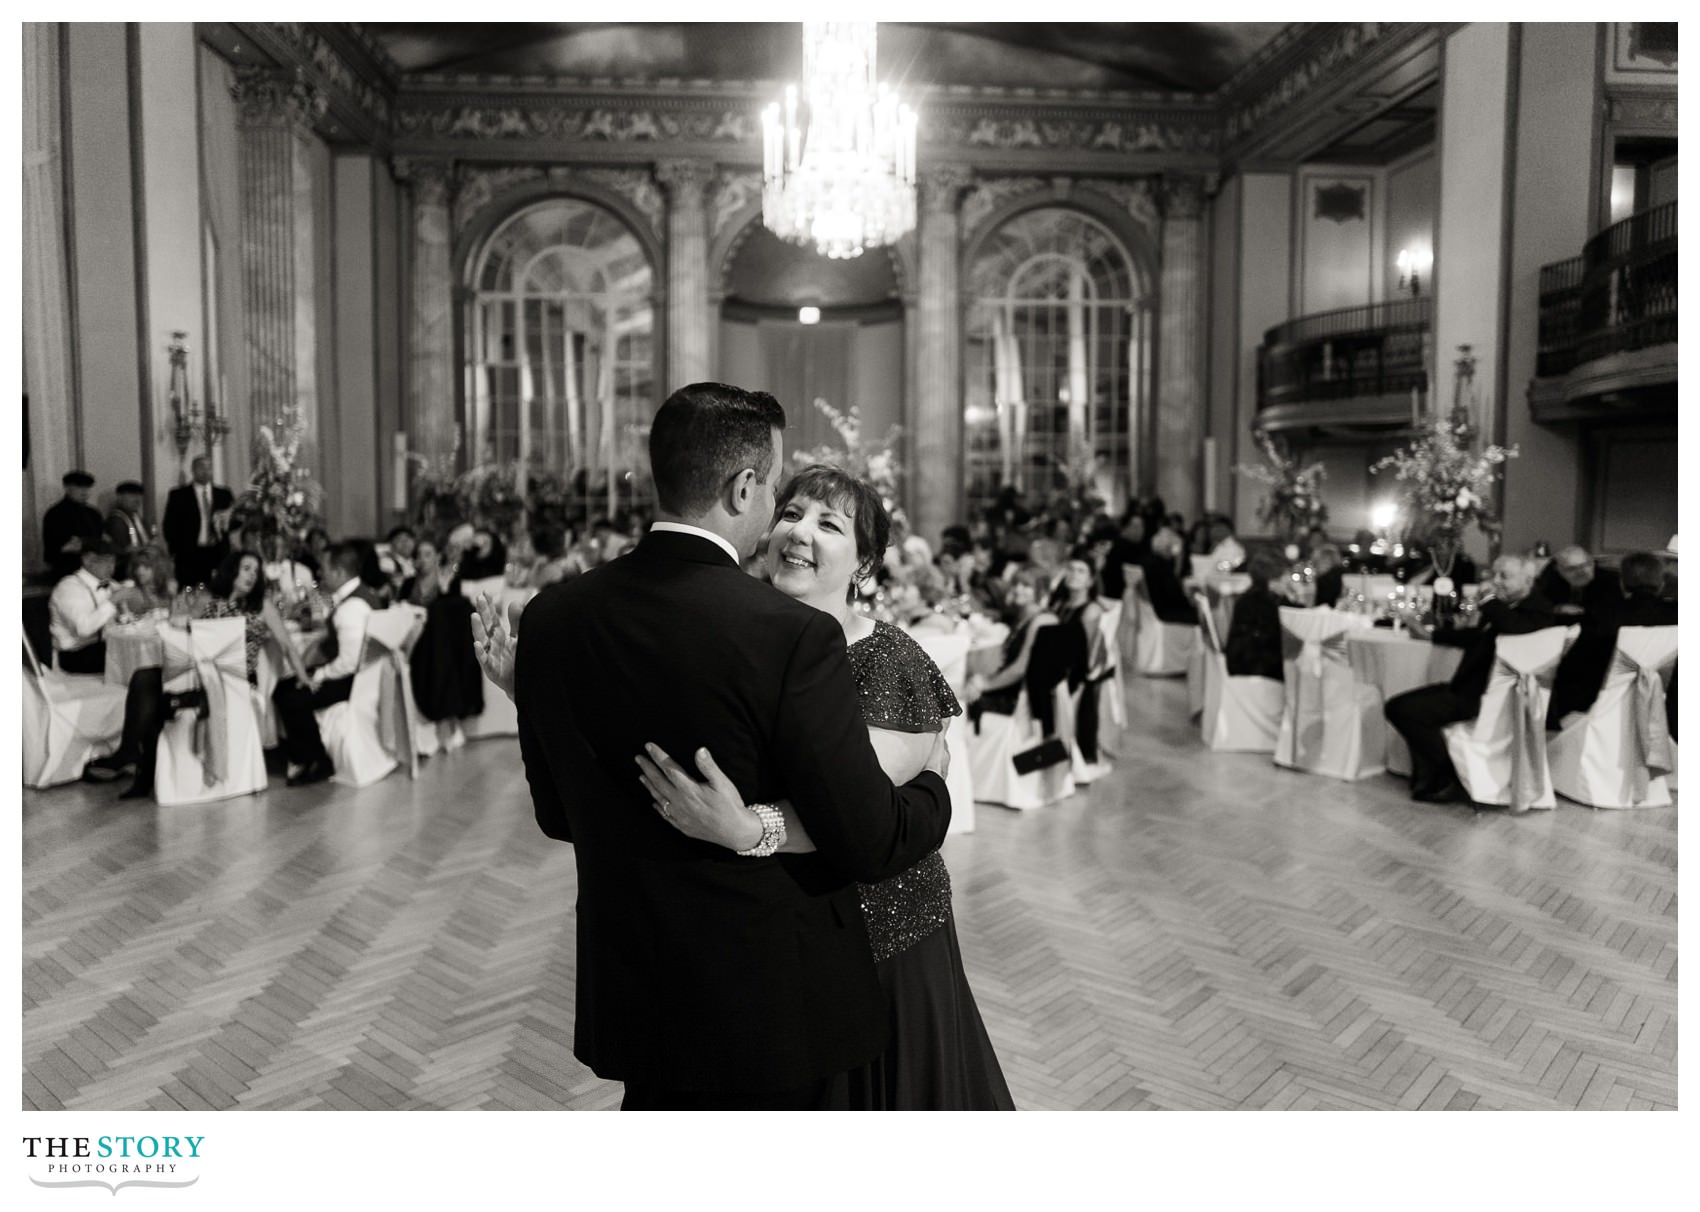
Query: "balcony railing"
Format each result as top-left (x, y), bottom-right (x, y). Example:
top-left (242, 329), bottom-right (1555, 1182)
top-left (1257, 296), bottom-right (1431, 411)
top-left (1536, 201), bottom-right (1676, 379)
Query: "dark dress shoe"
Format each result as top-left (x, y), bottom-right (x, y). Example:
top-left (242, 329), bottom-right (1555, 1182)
top-left (118, 783), bottom-right (154, 801)
top-left (1412, 779), bottom-right (1468, 804)
top-left (83, 754), bottom-right (135, 782)
top-left (287, 760), bottom-right (333, 788)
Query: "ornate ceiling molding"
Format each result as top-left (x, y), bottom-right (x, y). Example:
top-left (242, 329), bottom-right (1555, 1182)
top-left (232, 22), bottom-right (394, 147)
top-left (1219, 22), bottom-right (1406, 148)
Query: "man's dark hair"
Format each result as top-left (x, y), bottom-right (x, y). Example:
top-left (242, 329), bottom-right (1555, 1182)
top-left (324, 540), bottom-right (365, 580)
top-left (1247, 549), bottom-right (1289, 587)
top-left (1620, 551), bottom-right (1666, 594)
top-left (649, 382), bottom-right (786, 516)
top-left (774, 464), bottom-right (891, 602)
top-left (386, 525), bottom-right (415, 544)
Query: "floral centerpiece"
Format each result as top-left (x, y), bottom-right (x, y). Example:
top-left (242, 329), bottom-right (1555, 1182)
top-left (229, 401), bottom-right (325, 572)
top-left (1235, 431), bottom-right (1328, 545)
top-left (1371, 363), bottom-right (1517, 578)
top-left (406, 426), bottom-right (465, 533)
top-left (789, 398), bottom-right (905, 519)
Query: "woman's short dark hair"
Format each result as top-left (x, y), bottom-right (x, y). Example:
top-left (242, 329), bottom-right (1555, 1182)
top-left (210, 549), bottom-right (266, 613)
top-left (649, 382), bottom-right (786, 516)
top-left (774, 464), bottom-right (891, 601)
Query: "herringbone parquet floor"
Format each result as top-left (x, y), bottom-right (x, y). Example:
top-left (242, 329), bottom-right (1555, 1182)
top-left (21, 674), bottom-right (1677, 1111)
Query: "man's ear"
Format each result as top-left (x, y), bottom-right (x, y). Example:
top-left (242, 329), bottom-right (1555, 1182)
top-left (726, 467), bottom-right (758, 516)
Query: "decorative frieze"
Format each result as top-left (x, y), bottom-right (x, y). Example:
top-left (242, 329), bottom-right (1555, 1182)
top-left (395, 101), bottom-right (759, 144)
top-left (230, 66), bottom-right (328, 130)
top-left (926, 111), bottom-right (1216, 155)
top-left (238, 23), bottom-right (392, 128)
top-left (1222, 22), bottom-right (1398, 146)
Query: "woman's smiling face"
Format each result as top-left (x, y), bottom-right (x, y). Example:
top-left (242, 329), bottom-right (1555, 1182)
top-left (767, 493), bottom-right (862, 601)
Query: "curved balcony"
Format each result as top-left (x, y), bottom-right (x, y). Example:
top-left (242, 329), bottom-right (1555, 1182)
top-left (1255, 296), bottom-right (1431, 432)
top-left (1531, 201), bottom-right (1675, 421)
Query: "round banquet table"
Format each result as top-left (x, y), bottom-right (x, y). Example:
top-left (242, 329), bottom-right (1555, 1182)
top-left (1345, 629), bottom-right (1466, 777)
top-left (103, 619), bottom-right (163, 686)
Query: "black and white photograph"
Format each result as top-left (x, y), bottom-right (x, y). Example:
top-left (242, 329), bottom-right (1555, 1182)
top-left (11, 12), bottom-right (1689, 1205)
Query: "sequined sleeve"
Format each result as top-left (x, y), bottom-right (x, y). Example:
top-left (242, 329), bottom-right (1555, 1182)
top-left (846, 620), bottom-right (963, 734)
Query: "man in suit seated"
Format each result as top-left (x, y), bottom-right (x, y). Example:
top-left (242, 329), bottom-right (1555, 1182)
top-left (48, 537), bottom-right (119, 675)
top-left (1547, 551), bottom-right (1677, 729)
top-left (1535, 545), bottom-right (1622, 620)
top-left (1224, 550), bottom-right (1290, 681)
top-left (270, 541), bottom-right (381, 787)
top-left (1383, 554), bottom-right (1557, 804)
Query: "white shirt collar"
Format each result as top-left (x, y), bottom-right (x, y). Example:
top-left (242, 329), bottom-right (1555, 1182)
top-left (649, 522), bottom-right (741, 566)
top-left (73, 567), bottom-right (106, 592)
top-left (330, 577), bottom-right (361, 605)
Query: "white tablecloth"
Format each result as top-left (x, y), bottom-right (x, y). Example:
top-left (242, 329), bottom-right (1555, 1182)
top-left (103, 621), bottom-right (162, 686)
top-left (1346, 629), bottom-right (1467, 776)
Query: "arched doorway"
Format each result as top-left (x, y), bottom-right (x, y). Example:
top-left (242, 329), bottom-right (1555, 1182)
top-left (963, 206), bottom-right (1154, 523)
top-left (464, 196), bottom-right (657, 521)
top-left (716, 221), bottom-right (905, 467)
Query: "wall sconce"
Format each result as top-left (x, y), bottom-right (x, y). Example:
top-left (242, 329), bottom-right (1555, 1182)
top-left (1396, 247), bottom-right (1433, 297)
top-left (166, 331), bottom-right (230, 458)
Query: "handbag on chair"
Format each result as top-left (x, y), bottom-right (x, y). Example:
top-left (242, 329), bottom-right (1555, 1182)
top-left (1012, 737), bottom-right (1068, 775)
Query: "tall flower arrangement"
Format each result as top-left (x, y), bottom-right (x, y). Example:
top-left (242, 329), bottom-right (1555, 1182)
top-left (230, 401), bottom-right (324, 559)
top-left (1235, 431), bottom-right (1328, 542)
top-left (789, 398), bottom-right (905, 519)
top-left (1372, 406), bottom-right (1516, 573)
top-left (406, 427), bottom-right (464, 531)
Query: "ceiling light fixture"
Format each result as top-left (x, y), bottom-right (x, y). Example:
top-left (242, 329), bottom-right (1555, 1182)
top-left (762, 22), bottom-right (917, 260)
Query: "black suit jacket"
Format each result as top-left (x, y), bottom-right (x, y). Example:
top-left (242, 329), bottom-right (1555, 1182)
top-left (42, 498), bottom-right (104, 580)
top-left (1548, 590), bottom-right (1678, 724)
top-left (1435, 590), bottom-right (1559, 703)
top-left (1225, 584), bottom-right (1286, 681)
top-left (514, 530), bottom-right (951, 1093)
top-left (161, 482), bottom-right (234, 557)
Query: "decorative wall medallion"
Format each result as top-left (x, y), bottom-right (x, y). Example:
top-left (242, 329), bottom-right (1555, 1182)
top-left (1314, 182), bottom-right (1366, 224)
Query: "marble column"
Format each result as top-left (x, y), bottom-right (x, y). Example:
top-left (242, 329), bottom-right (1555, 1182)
top-left (396, 158), bottom-right (457, 461)
top-left (233, 68), bottom-right (326, 447)
top-left (1156, 175), bottom-right (1208, 517)
top-left (656, 159), bottom-right (713, 389)
top-left (911, 166), bottom-right (973, 546)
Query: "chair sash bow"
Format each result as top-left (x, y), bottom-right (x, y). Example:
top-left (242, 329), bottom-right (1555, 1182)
top-left (1497, 658), bottom-right (1560, 815)
top-left (373, 643), bottom-right (420, 778)
top-left (1614, 649), bottom-right (1673, 803)
top-left (162, 626), bottom-right (246, 788)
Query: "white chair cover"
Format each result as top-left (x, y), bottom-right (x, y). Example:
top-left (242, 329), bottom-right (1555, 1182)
top-left (369, 605), bottom-right (427, 779)
top-left (1548, 626), bottom-right (1678, 809)
top-left (1275, 607), bottom-right (1384, 780)
top-left (967, 683), bottom-right (1075, 811)
top-left (1194, 595), bottom-right (1282, 753)
top-left (153, 618), bottom-right (268, 806)
top-left (22, 630), bottom-right (128, 789)
top-left (315, 609), bottom-right (403, 788)
top-left (1096, 599), bottom-right (1126, 731)
top-left (908, 627), bottom-right (976, 835)
top-left (1129, 577), bottom-right (1195, 677)
top-left (1443, 626), bottom-right (1579, 813)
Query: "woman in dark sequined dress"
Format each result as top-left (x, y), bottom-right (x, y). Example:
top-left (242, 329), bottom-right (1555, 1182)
top-left (638, 465), bottom-right (1014, 1110)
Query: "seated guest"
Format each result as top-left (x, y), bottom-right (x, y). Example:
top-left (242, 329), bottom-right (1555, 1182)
top-left (1312, 543), bottom-right (1345, 609)
top-left (1055, 547), bottom-right (1112, 764)
top-left (49, 537), bottom-right (119, 674)
top-left (87, 550), bottom-right (312, 796)
top-left (1547, 551), bottom-right (1677, 728)
top-left (1383, 555), bottom-right (1557, 803)
top-left (528, 524), bottom-right (587, 588)
top-left (964, 566), bottom-right (1060, 718)
top-left (1224, 550), bottom-right (1291, 681)
top-left (351, 538), bottom-right (394, 607)
top-left (297, 526), bottom-right (331, 580)
top-left (457, 527), bottom-right (508, 581)
top-left (43, 469), bottom-right (105, 582)
top-left (1534, 544), bottom-right (1622, 619)
top-left (401, 535), bottom-right (485, 752)
top-left (1205, 515), bottom-right (1247, 572)
top-left (112, 548), bottom-right (175, 617)
top-left (1087, 519), bottom-right (1138, 602)
top-left (381, 526), bottom-right (417, 596)
top-left (104, 480), bottom-right (152, 580)
top-left (1138, 529), bottom-right (1198, 626)
top-left (270, 542), bottom-right (381, 787)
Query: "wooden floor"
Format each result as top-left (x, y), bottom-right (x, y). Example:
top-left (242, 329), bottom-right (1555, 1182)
top-left (22, 674), bottom-right (1677, 1111)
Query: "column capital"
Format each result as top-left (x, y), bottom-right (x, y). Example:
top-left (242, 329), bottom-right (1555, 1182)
top-left (394, 158), bottom-right (455, 208)
top-left (655, 158), bottom-right (715, 201)
top-left (919, 166), bottom-right (975, 216)
top-left (1159, 174), bottom-right (1207, 221)
top-left (231, 66), bottom-right (327, 132)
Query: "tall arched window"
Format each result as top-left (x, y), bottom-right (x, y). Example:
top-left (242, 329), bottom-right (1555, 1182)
top-left (467, 197), bottom-right (656, 519)
top-left (964, 207), bottom-right (1153, 522)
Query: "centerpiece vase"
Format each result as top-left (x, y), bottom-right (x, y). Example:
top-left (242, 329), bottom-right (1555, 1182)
top-left (1429, 533), bottom-right (1460, 627)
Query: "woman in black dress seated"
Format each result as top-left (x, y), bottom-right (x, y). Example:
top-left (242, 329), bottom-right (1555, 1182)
top-left (964, 565), bottom-right (1060, 720)
top-left (1224, 549), bottom-right (1291, 681)
top-left (1137, 528), bottom-right (1198, 625)
top-left (637, 464), bottom-right (1014, 1110)
top-left (401, 535), bottom-right (485, 752)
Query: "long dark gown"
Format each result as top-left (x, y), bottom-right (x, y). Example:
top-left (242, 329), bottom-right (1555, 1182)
top-left (846, 620), bottom-right (1015, 1110)
top-left (402, 575), bottom-right (485, 722)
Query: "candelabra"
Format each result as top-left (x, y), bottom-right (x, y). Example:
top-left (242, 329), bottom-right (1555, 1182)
top-left (166, 331), bottom-right (230, 457)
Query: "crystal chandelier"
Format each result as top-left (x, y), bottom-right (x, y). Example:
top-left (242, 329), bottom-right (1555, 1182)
top-left (762, 22), bottom-right (918, 260)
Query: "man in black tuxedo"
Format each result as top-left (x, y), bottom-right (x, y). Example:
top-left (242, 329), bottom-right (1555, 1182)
top-left (1548, 551), bottom-right (1677, 728)
top-left (1535, 545), bottom-right (1622, 620)
top-left (1384, 554), bottom-right (1559, 803)
top-left (161, 456), bottom-right (233, 589)
top-left (497, 382), bottom-right (951, 1110)
top-left (42, 469), bottom-right (105, 581)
